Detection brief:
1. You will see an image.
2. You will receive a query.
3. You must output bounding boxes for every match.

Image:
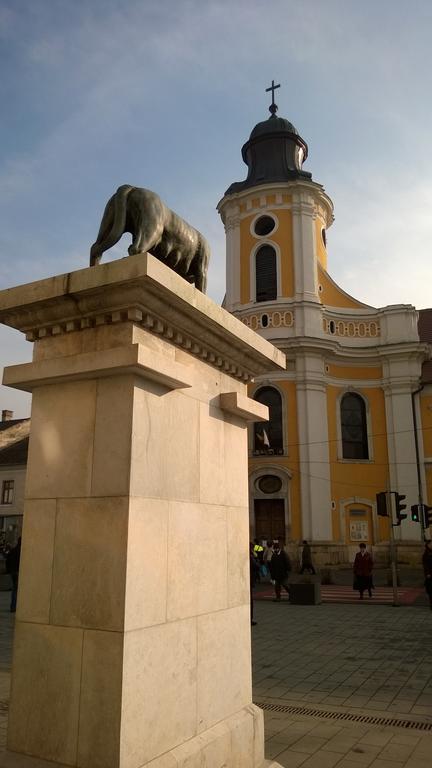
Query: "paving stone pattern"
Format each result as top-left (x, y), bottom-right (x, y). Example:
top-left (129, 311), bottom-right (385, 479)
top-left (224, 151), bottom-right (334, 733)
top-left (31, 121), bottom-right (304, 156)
top-left (263, 712), bottom-right (432, 768)
top-left (253, 602), bottom-right (432, 717)
top-left (252, 600), bottom-right (432, 767)
top-left (0, 592), bottom-right (430, 767)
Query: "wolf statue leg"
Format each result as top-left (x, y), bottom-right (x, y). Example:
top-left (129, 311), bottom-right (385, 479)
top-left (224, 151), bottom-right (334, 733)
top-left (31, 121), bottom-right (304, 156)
top-left (90, 185), bottom-right (133, 266)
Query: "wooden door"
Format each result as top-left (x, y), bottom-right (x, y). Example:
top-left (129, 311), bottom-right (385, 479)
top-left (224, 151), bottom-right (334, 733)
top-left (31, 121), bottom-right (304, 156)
top-left (254, 499), bottom-right (285, 542)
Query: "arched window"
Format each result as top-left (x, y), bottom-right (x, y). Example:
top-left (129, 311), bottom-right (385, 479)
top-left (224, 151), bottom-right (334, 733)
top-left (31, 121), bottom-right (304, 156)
top-left (253, 387), bottom-right (283, 454)
top-left (255, 245), bottom-right (277, 302)
top-left (341, 393), bottom-right (369, 460)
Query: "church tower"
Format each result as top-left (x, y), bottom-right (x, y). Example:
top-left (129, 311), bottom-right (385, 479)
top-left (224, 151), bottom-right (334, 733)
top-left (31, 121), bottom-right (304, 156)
top-left (219, 81), bottom-right (333, 315)
top-left (218, 83), bottom-right (335, 547)
top-left (218, 83), bottom-right (427, 564)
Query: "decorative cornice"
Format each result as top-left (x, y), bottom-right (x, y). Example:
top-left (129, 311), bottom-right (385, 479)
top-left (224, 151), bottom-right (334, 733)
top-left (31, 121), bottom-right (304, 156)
top-left (0, 253), bottom-right (286, 385)
top-left (217, 179), bottom-right (334, 227)
top-left (239, 309), bottom-right (294, 332)
top-left (323, 316), bottom-right (381, 339)
top-left (25, 308), bottom-right (256, 382)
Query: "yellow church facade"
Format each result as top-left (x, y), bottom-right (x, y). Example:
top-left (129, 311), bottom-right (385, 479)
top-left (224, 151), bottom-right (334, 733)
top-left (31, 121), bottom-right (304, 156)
top-left (218, 94), bottom-right (431, 566)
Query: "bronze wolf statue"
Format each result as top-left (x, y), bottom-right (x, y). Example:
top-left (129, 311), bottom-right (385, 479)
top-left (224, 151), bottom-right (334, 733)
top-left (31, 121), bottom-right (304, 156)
top-left (90, 185), bottom-right (210, 293)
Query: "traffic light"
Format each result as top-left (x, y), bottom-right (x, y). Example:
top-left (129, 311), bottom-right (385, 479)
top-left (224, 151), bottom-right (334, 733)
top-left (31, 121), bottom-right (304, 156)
top-left (395, 493), bottom-right (407, 525)
top-left (411, 504), bottom-right (432, 526)
top-left (376, 492), bottom-right (388, 517)
top-left (422, 504), bottom-right (432, 528)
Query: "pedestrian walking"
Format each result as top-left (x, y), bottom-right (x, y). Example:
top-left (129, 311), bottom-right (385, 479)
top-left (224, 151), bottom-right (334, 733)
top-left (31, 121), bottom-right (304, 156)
top-left (262, 540), bottom-right (273, 581)
top-left (422, 539), bottom-right (432, 610)
top-left (300, 540), bottom-right (316, 574)
top-left (253, 539), bottom-right (264, 563)
top-left (269, 541), bottom-right (292, 601)
top-left (253, 538), bottom-right (264, 582)
top-left (6, 536), bottom-right (21, 613)
top-left (353, 542), bottom-right (373, 599)
top-left (250, 543), bottom-right (260, 625)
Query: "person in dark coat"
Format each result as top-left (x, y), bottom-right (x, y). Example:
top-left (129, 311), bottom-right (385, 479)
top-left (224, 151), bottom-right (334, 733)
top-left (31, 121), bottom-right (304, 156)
top-left (422, 540), bottom-right (432, 610)
top-left (269, 541), bottom-right (291, 601)
top-left (250, 544), bottom-right (260, 625)
top-left (353, 542), bottom-right (373, 599)
top-left (6, 537), bottom-right (21, 613)
top-left (300, 540), bottom-right (316, 575)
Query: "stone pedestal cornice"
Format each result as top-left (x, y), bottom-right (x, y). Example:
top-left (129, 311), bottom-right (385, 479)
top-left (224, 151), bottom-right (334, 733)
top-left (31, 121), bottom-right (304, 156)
top-left (0, 253), bottom-right (285, 384)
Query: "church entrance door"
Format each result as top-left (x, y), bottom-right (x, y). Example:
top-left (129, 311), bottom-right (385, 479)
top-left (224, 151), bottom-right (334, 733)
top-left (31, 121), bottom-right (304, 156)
top-left (254, 499), bottom-right (285, 543)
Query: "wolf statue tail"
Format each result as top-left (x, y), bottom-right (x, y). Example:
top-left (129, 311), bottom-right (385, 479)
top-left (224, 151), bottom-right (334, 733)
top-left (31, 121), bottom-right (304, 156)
top-left (89, 184), bottom-right (134, 266)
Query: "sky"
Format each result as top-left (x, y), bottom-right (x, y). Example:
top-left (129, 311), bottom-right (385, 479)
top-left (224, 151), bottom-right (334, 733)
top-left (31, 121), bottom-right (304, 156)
top-left (1, 0), bottom-right (432, 417)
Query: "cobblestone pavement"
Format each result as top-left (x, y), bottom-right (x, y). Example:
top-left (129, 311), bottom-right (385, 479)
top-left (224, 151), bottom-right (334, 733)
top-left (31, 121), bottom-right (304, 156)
top-left (0, 593), bottom-right (430, 767)
top-left (252, 599), bottom-right (432, 767)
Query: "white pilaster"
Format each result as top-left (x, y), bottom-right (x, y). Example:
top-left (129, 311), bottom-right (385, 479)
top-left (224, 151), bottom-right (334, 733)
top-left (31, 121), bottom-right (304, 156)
top-left (384, 383), bottom-right (422, 541)
top-left (292, 191), bottom-right (319, 304)
top-left (224, 209), bottom-right (241, 311)
top-left (296, 353), bottom-right (332, 541)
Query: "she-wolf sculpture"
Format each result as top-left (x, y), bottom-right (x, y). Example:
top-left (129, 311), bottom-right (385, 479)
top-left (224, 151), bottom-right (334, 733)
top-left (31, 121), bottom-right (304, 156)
top-left (90, 184), bottom-right (210, 293)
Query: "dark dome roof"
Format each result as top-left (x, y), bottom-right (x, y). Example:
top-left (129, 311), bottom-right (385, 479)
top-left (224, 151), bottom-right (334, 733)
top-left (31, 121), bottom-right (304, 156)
top-left (225, 110), bottom-right (311, 196)
top-left (249, 115), bottom-right (299, 140)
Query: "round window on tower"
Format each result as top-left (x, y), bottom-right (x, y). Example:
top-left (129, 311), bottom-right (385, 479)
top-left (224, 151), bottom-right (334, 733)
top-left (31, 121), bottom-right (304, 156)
top-left (258, 475), bottom-right (282, 494)
top-left (253, 215), bottom-right (276, 237)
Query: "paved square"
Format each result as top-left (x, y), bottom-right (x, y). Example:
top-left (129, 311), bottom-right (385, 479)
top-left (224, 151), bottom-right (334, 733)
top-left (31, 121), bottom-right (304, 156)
top-left (251, 599), bottom-right (432, 767)
top-left (252, 601), bottom-right (432, 719)
top-left (0, 593), bottom-right (430, 767)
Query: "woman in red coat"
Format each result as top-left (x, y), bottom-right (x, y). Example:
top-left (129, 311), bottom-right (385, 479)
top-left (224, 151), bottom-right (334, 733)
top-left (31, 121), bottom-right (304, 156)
top-left (353, 543), bottom-right (374, 599)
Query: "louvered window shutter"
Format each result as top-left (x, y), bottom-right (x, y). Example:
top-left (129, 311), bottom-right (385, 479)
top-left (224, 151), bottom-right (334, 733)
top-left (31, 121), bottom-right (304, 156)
top-left (256, 245), bottom-right (277, 302)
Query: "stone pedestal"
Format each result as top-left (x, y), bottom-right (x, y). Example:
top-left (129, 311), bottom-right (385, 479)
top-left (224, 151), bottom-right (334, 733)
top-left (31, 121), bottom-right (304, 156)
top-left (0, 254), bottom-right (285, 768)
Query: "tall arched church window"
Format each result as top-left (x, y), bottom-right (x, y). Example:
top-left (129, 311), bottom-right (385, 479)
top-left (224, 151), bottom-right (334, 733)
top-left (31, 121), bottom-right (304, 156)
top-left (255, 245), bottom-right (277, 302)
top-left (253, 387), bottom-right (283, 454)
top-left (341, 393), bottom-right (369, 460)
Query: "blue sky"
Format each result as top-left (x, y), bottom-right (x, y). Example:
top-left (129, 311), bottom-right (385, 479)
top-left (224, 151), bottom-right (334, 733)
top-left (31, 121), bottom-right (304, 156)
top-left (1, 0), bottom-right (432, 416)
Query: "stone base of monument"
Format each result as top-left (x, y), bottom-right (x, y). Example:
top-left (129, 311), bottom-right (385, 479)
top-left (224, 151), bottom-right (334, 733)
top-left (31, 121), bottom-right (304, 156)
top-left (0, 254), bottom-right (285, 768)
top-left (0, 706), bottom-right (265, 768)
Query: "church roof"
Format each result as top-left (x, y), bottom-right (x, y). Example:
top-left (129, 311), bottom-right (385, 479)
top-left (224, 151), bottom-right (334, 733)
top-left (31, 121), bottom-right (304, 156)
top-left (249, 115), bottom-right (299, 141)
top-left (418, 308), bottom-right (432, 344)
top-left (225, 108), bottom-right (311, 196)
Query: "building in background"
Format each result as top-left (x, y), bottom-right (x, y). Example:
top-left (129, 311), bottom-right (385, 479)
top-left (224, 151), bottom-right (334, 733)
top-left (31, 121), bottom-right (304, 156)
top-left (218, 87), bottom-right (431, 565)
top-left (1, 92), bottom-right (432, 567)
top-left (0, 410), bottom-right (29, 547)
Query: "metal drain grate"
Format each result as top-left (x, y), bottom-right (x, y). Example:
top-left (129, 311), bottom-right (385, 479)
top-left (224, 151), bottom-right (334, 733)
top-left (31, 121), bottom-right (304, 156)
top-left (255, 700), bottom-right (432, 732)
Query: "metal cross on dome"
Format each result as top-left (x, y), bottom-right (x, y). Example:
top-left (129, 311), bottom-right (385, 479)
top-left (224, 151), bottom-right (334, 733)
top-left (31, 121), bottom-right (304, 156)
top-left (265, 79), bottom-right (280, 116)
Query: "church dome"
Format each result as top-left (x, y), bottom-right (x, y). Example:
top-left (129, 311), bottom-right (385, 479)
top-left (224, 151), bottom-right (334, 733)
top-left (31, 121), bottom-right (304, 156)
top-left (249, 115), bottom-right (299, 141)
top-left (225, 95), bottom-right (311, 196)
